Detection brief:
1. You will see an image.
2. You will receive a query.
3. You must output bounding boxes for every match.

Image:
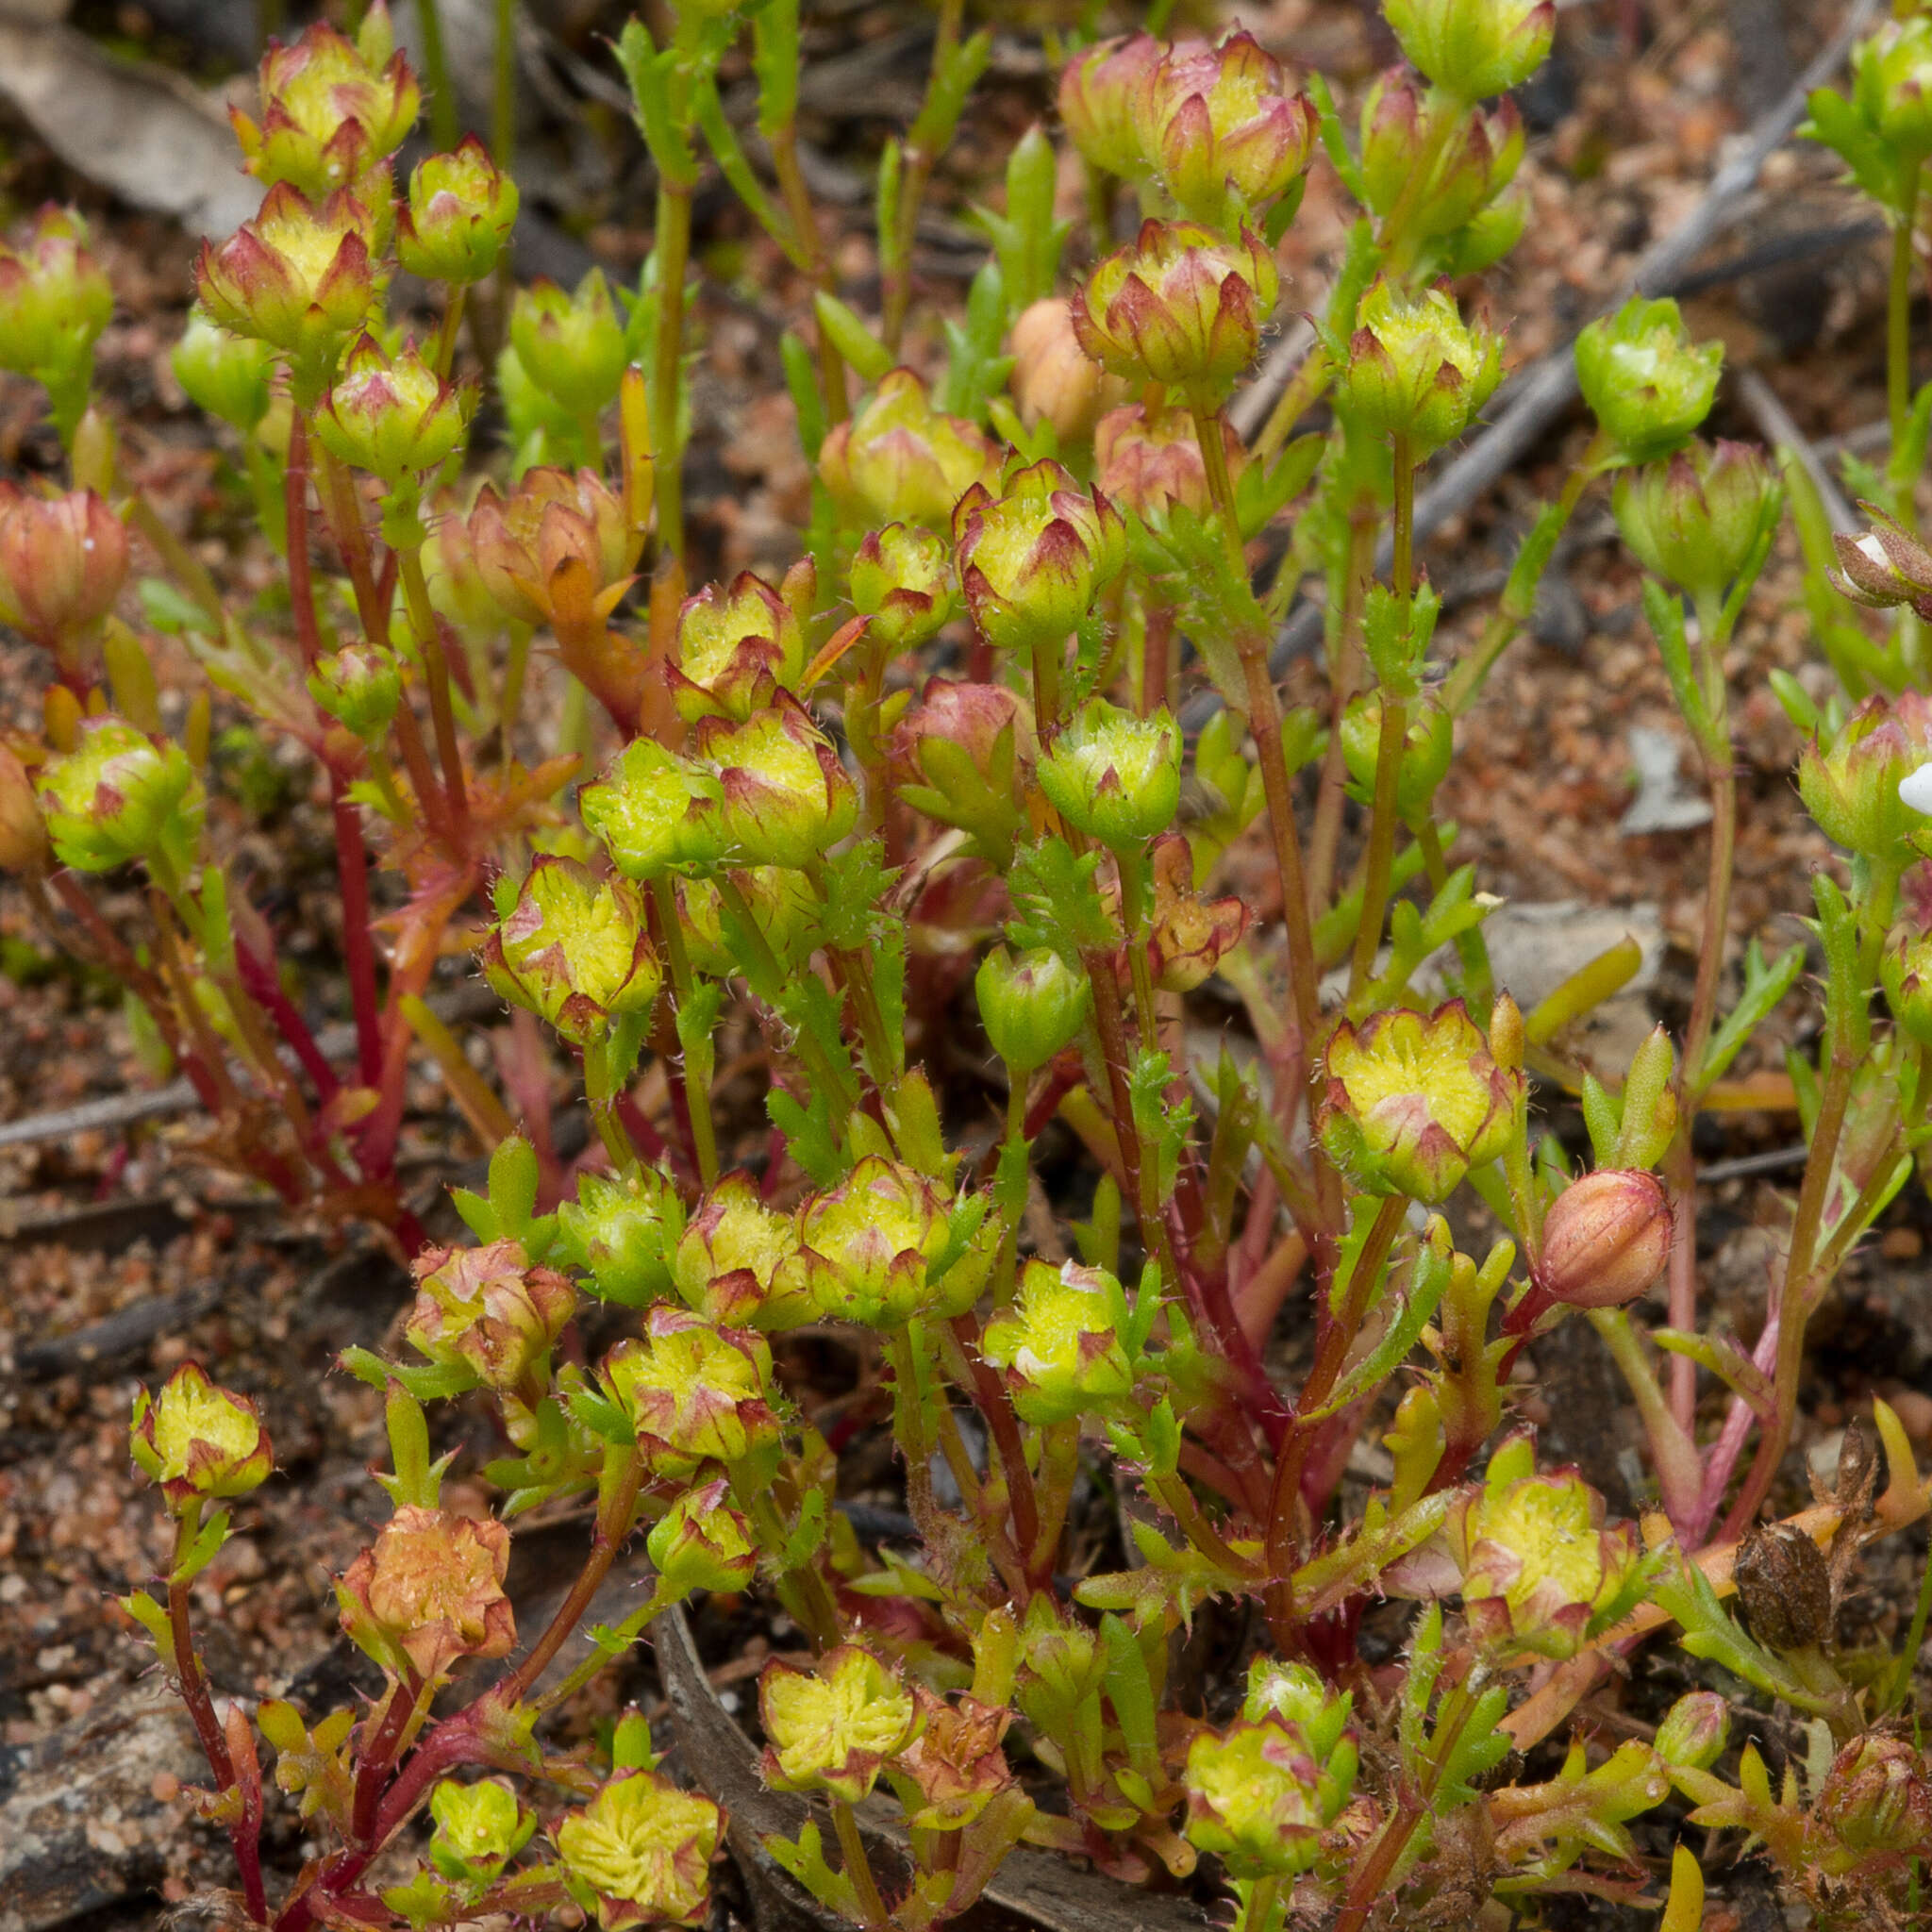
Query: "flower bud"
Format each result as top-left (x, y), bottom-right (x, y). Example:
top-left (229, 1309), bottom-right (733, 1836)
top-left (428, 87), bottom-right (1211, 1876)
top-left (1319, 1001), bottom-right (1520, 1203)
top-left (195, 181), bottom-right (388, 379)
top-left (0, 744), bottom-right (48, 877)
top-left (1057, 34), bottom-right (1162, 178)
top-left (1340, 693), bottom-right (1453, 820)
top-left (1074, 219), bottom-right (1278, 407)
top-left (129, 1361), bottom-right (273, 1511)
top-left (890, 677), bottom-right (1026, 855)
top-left (599, 1306), bottom-right (780, 1480)
top-left (308, 642), bottom-right (402, 741)
top-left (1574, 296), bottom-right (1722, 462)
top-left (647, 1475), bottom-right (758, 1596)
top-left (559, 1165), bottom-right (687, 1308)
top-left (1830, 514), bottom-right (1932, 616)
top-left (1731, 1521), bottom-right (1832, 1652)
top-left (673, 1171), bottom-right (812, 1330)
top-left (1146, 828), bottom-right (1247, 991)
top-left (676, 866), bottom-right (817, 983)
top-left (1360, 76), bottom-right (1523, 244)
top-left (232, 15), bottom-right (420, 197)
top-left (0, 207), bottom-right (114, 383)
top-left (338, 1504), bottom-right (515, 1679)
top-left (1184, 1713), bottom-right (1359, 1879)
top-left (173, 308), bottom-right (275, 432)
top-left (37, 716), bottom-right (203, 877)
top-left (1010, 297), bottom-right (1129, 444)
top-left (428, 1776), bottom-right (536, 1885)
top-left (1241, 1660), bottom-right (1357, 1760)
top-left (1611, 440), bottom-right (1776, 604)
top-left (313, 332), bottom-right (467, 489)
top-left (404, 1237), bottom-right (575, 1397)
top-left (1798, 692), bottom-right (1932, 859)
top-left (1037, 699), bottom-right (1181, 850)
top-left (983, 1257), bottom-right (1135, 1424)
top-left (1812, 1735), bottom-right (1932, 1874)
top-left (976, 944), bottom-right (1091, 1074)
top-left (696, 695), bottom-right (858, 871)
top-left (1849, 20), bottom-right (1932, 163)
top-left (671, 570), bottom-right (808, 724)
top-left (508, 269), bottom-right (629, 420)
top-left (819, 368), bottom-right (1003, 530)
top-left (556, 1769), bottom-right (722, 1929)
top-left (477, 855), bottom-right (661, 1049)
top-left (953, 458), bottom-right (1124, 652)
top-left (1653, 1691), bottom-right (1729, 1774)
top-left (1137, 32), bottom-right (1319, 225)
top-left (0, 484), bottom-right (128, 672)
top-left (1448, 1436), bottom-right (1643, 1660)
top-left (1382, 0), bottom-right (1555, 100)
top-left (1883, 918), bottom-right (1932, 1044)
top-left (423, 489), bottom-right (503, 643)
top-left (778, 1155), bottom-right (954, 1327)
top-left (1535, 1169), bottom-right (1672, 1309)
top-left (759, 1645), bottom-right (921, 1803)
top-left (1094, 404), bottom-right (1243, 524)
top-left (849, 523), bottom-right (957, 653)
top-left (1340, 277), bottom-right (1502, 457)
top-left (582, 736), bottom-right (729, 881)
top-left (400, 136), bottom-right (521, 285)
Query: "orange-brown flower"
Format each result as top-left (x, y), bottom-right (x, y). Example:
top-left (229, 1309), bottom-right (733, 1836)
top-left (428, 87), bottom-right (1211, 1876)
top-left (338, 1504), bottom-right (515, 1680)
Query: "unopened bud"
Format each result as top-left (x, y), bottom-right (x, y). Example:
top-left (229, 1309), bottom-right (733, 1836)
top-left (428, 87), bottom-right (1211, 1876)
top-left (671, 570), bottom-right (808, 724)
top-left (232, 14), bottom-right (419, 198)
top-left (1340, 692), bottom-right (1453, 818)
top-left (1382, 0), bottom-right (1555, 101)
top-left (1057, 35), bottom-right (1162, 179)
top-left (1535, 1169), bottom-right (1672, 1309)
top-left (819, 368), bottom-right (1003, 530)
top-left (0, 207), bottom-right (113, 385)
top-left (1831, 515), bottom-right (1932, 616)
top-left (172, 308), bottom-right (275, 432)
top-left (0, 483), bottom-right (128, 675)
top-left (401, 136), bottom-right (520, 285)
top-left (976, 945), bottom-right (1090, 1074)
top-left (647, 1475), bottom-right (758, 1597)
top-left (1574, 296), bottom-right (1722, 462)
top-left (1037, 698), bottom-right (1181, 850)
top-left (508, 269), bottom-right (628, 421)
top-left (1010, 297), bottom-right (1127, 444)
top-left (1612, 439), bottom-right (1777, 604)
top-left (890, 676), bottom-right (1025, 855)
top-left (130, 1361), bottom-right (273, 1512)
top-left (314, 332), bottom-right (468, 490)
top-left (953, 458), bottom-right (1124, 652)
top-left (37, 715), bottom-right (202, 877)
top-left (1341, 277), bottom-right (1502, 457)
top-left (1654, 1690), bottom-right (1729, 1773)
top-left (849, 523), bottom-right (956, 653)
top-left (428, 1776), bottom-right (536, 1885)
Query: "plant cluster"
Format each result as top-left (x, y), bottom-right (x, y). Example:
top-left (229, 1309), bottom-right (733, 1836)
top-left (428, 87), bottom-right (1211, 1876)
top-left (9, 0), bottom-right (1932, 1924)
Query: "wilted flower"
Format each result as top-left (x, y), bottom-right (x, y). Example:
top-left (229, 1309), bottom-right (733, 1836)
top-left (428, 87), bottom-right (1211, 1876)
top-left (599, 1306), bottom-right (781, 1481)
top-left (130, 1362), bottom-right (273, 1511)
top-left (975, 945), bottom-right (1091, 1074)
top-left (673, 1172), bottom-right (811, 1329)
top-left (1094, 404), bottom-right (1243, 524)
top-left (427, 1776), bottom-right (537, 1885)
top-left (849, 523), bottom-right (956, 653)
top-left (759, 1645), bottom-right (921, 1803)
top-left (1535, 1169), bottom-right (1672, 1309)
top-left (404, 1238), bottom-right (575, 1397)
top-left (779, 1155), bottom-right (954, 1327)
top-left (671, 569), bottom-right (808, 724)
top-left (1611, 440), bottom-right (1778, 605)
top-left (697, 695), bottom-right (858, 871)
top-left (953, 458), bottom-right (1124, 652)
top-left (400, 137), bottom-right (521, 285)
top-left (1447, 1435), bottom-right (1643, 1659)
top-left (338, 1504), bottom-right (515, 1680)
top-left (1340, 277), bottom-right (1502, 456)
top-left (194, 180), bottom-right (388, 382)
top-left (231, 14), bottom-right (419, 197)
top-left (1381, 0), bottom-right (1555, 101)
top-left (1146, 829), bottom-right (1247, 991)
top-left (1574, 296), bottom-right (1722, 462)
top-left (1319, 1000), bottom-right (1521, 1203)
top-left (312, 332), bottom-right (467, 490)
top-left (895, 1688), bottom-right (1013, 1830)
top-left (582, 736), bottom-right (729, 881)
top-left (819, 368), bottom-right (1003, 530)
top-left (1010, 297), bottom-right (1129, 443)
top-left (1136, 32), bottom-right (1319, 226)
top-left (0, 484), bottom-right (128, 675)
top-left (478, 856), bottom-right (661, 1049)
top-left (1074, 219), bottom-right (1278, 407)
top-left (1830, 511), bottom-right (1932, 616)
top-left (0, 207), bottom-right (114, 385)
top-left (1798, 691), bottom-right (1932, 859)
top-left (1037, 699), bottom-right (1182, 850)
top-left (983, 1258), bottom-right (1135, 1424)
top-left (891, 677), bottom-right (1026, 856)
top-left (647, 1476), bottom-right (758, 1597)
top-left (508, 269), bottom-right (629, 420)
top-left (1058, 34), bottom-right (1163, 179)
top-left (556, 1769), bottom-right (722, 1929)
top-left (1809, 1735), bottom-right (1932, 1875)
top-left (559, 1166), bottom-right (687, 1308)
top-left (37, 716), bottom-right (203, 878)
top-left (1184, 1712), bottom-right (1359, 1877)
top-left (1731, 1522), bottom-right (1832, 1653)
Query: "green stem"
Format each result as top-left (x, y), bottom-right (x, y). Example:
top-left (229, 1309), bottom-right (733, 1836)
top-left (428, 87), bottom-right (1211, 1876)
top-left (1891, 162), bottom-right (1922, 525)
top-left (651, 876), bottom-right (719, 1187)
top-left (1307, 508), bottom-right (1375, 908)
top-left (716, 874), bottom-right (857, 1112)
top-left (832, 1797), bottom-right (888, 1926)
top-left (398, 542), bottom-right (470, 842)
top-left (433, 285), bottom-right (468, 383)
top-left (1889, 1522), bottom-right (1932, 1713)
top-left (651, 183), bottom-right (693, 572)
top-left (1237, 1874), bottom-right (1284, 1932)
top-left (417, 0), bottom-right (460, 152)
top-left (1252, 346), bottom-right (1332, 464)
top-left (881, 0), bottom-right (965, 354)
top-left (493, 0), bottom-right (518, 171)
top-left (1415, 817), bottom-right (1491, 1010)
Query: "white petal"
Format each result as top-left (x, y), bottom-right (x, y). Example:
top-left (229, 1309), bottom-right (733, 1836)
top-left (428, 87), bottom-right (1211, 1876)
top-left (1901, 762), bottom-right (1932, 816)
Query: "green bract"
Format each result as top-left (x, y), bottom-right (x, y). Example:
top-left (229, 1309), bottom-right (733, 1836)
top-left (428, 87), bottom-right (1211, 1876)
top-left (37, 717), bottom-right (203, 878)
top-left (982, 1258), bottom-right (1135, 1424)
top-left (1574, 295), bottom-right (1722, 462)
top-left (583, 737), bottom-right (730, 880)
top-left (1381, 0), bottom-right (1554, 101)
top-left (1037, 700), bottom-right (1182, 849)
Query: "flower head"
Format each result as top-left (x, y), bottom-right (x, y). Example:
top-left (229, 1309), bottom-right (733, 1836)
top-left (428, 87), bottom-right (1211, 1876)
top-left (582, 736), bottom-right (729, 881)
top-left (780, 1156), bottom-right (954, 1327)
top-left (599, 1307), bottom-right (780, 1481)
top-left (1611, 439), bottom-right (1777, 604)
top-left (696, 695), bottom-right (858, 871)
top-left (559, 1165), bottom-right (687, 1308)
top-left (556, 1769), bottom-right (721, 1929)
top-left (1848, 20), bottom-right (1932, 163)
top-left (953, 458), bottom-right (1124, 651)
top-left (1319, 1000), bottom-right (1520, 1202)
top-left (896, 1689), bottom-right (1014, 1829)
top-left (313, 332), bottom-right (467, 489)
top-left (37, 716), bottom-right (203, 878)
top-left (172, 308), bottom-right (276, 432)
top-left (1341, 277), bottom-right (1501, 456)
top-left (427, 1776), bottom-right (537, 1885)
top-left (1183, 1712), bottom-right (1358, 1878)
top-left (130, 1362), bottom-right (273, 1511)
top-left (671, 570), bottom-right (808, 724)
top-left (1381, 0), bottom-right (1555, 100)
top-left (400, 137), bottom-right (521, 285)
top-left (975, 945), bottom-right (1091, 1074)
top-left (759, 1646), bottom-right (921, 1803)
top-left (0, 484), bottom-right (128, 675)
top-left (1058, 35), bottom-right (1164, 178)
top-left (1360, 78), bottom-right (1523, 245)
top-left (675, 866), bottom-right (818, 983)
top-left (508, 269), bottom-right (629, 420)
top-left (819, 368), bottom-right (1003, 530)
top-left (338, 1504), bottom-right (515, 1679)
top-left (478, 856), bottom-right (661, 1049)
top-left (0, 207), bottom-right (114, 384)
top-left (1037, 698), bottom-right (1182, 850)
top-left (848, 523), bottom-right (957, 653)
top-left (672, 1172), bottom-right (812, 1330)
top-left (1094, 404), bottom-right (1244, 525)
top-left (1074, 219), bottom-right (1278, 407)
top-left (232, 14), bottom-right (419, 197)
top-left (404, 1237), bottom-right (575, 1396)
top-left (1535, 1169), bottom-right (1672, 1309)
top-left (647, 1475), bottom-right (758, 1597)
top-left (1010, 297), bottom-right (1130, 443)
top-left (1810, 1735), bottom-right (1932, 1876)
top-left (1798, 691), bottom-right (1932, 860)
top-left (308, 642), bottom-right (402, 742)
top-left (1574, 296), bottom-right (1722, 462)
top-left (983, 1258), bottom-right (1135, 1424)
top-left (890, 677), bottom-right (1026, 856)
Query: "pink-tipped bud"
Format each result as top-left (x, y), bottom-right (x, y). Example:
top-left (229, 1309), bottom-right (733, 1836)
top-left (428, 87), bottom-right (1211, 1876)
top-left (1535, 1169), bottom-right (1672, 1308)
top-left (1010, 297), bottom-right (1128, 443)
top-left (1057, 35), bottom-right (1164, 179)
top-left (0, 484), bottom-right (127, 676)
top-left (1094, 403), bottom-right (1242, 524)
top-left (400, 136), bottom-right (520, 285)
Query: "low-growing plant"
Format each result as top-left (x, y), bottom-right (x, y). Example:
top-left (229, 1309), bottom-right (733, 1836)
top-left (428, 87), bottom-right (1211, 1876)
top-left (12, 0), bottom-right (1932, 1924)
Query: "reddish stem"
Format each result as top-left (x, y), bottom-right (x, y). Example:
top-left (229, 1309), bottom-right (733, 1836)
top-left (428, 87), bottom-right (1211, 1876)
top-left (330, 787), bottom-right (387, 1093)
top-left (236, 938), bottom-right (340, 1102)
top-left (284, 413), bottom-right (323, 669)
top-left (950, 1312), bottom-right (1041, 1559)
